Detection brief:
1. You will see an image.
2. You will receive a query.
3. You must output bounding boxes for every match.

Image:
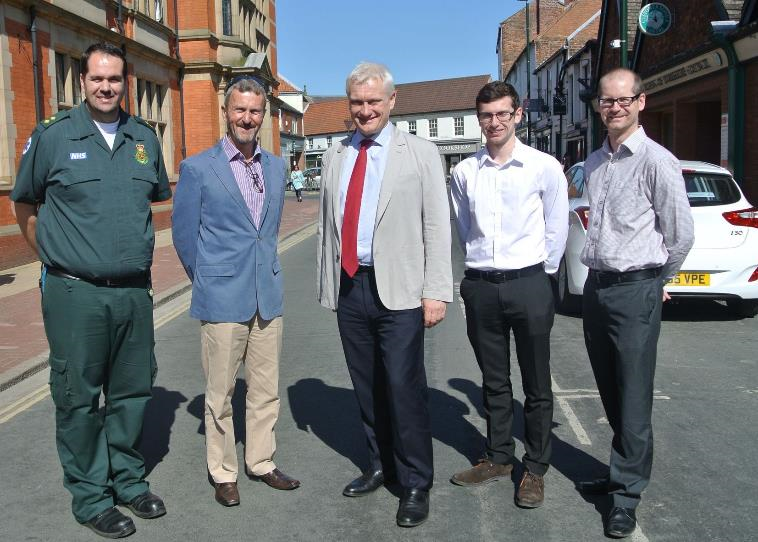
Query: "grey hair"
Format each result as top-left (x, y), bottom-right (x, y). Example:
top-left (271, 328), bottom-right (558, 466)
top-left (224, 77), bottom-right (267, 108)
top-left (345, 62), bottom-right (395, 95)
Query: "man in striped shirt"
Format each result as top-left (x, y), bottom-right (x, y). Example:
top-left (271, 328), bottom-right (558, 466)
top-left (577, 68), bottom-right (694, 538)
top-left (173, 76), bottom-right (300, 508)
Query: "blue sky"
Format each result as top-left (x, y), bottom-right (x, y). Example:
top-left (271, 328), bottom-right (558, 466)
top-left (276, 0), bottom-right (523, 96)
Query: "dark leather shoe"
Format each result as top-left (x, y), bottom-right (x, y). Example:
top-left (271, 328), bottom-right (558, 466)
top-left (342, 469), bottom-right (384, 497)
top-left (577, 476), bottom-right (610, 495)
top-left (396, 488), bottom-right (429, 528)
top-left (516, 471), bottom-right (544, 508)
top-left (605, 506), bottom-right (637, 538)
top-left (451, 459), bottom-right (513, 486)
top-left (123, 491), bottom-right (166, 519)
top-left (255, 468), bottom-right (301, 490)
top-left (84, 507), bottom-right (136, 539)
top-left (215, 482), bottom-right (240, 506)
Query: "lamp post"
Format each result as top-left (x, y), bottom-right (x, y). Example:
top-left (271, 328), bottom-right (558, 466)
top-left (620, 0), bottom-right (627, 67)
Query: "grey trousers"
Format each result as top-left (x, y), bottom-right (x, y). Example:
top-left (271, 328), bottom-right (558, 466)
top-left (582, 274), bottom-right (663, 509)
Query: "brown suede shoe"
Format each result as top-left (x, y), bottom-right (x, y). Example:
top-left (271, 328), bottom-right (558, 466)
top-left (516, 471), bottom-right (544, 508)
top-left (255, 468), bottom-right (301, 490)
top-left (214, 482), bottom-right (240, 507)
top-left (450, 459), bottom-right (513, 486)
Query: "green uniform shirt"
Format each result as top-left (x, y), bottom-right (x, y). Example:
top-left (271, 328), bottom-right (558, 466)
top-left (11, 103), bottom-right (172, 280)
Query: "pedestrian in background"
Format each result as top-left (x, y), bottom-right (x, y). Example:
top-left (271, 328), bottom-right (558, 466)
top-left (172, 75), bottom-right (300, 509)
top-left (450, 81), bottom-right (568, 508)
top-left (290, 163), bottom-right (305, 202)
top-left (316, 61), bottom-right (452, 528)
top-left (577, 68), bottom-right (694, 538)
top-left (10, 42), bottom-right (170, 538)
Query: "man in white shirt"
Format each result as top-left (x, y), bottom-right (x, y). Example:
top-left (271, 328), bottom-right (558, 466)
top-left (450, 81), bottom-right (568, 508)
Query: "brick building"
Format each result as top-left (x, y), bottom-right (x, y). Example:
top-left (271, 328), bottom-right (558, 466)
top-left (596, 0), bottom-right (757, 202)
top-left (0, 0), bottom-right (279, 227)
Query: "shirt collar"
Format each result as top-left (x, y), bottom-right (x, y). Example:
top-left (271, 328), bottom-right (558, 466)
top-left (350, 122), bottom-right (392, 149)
top-left (603, 125), bottom-right (646, 156)
top-left (478, 138), bottom-right (526, 169)
top-left (222, 135), bottom-right (261, 163)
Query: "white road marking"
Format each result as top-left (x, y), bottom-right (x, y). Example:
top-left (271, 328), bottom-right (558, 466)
top-left (552, 377), bottom-right (593, 445)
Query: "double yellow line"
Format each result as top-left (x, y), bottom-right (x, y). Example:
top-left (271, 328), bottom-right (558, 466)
top-left (0, 224), bottom-right (316, 425)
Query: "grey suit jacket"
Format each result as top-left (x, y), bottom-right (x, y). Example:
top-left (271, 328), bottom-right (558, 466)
top-left (316, 126), bottom-right (453, 310)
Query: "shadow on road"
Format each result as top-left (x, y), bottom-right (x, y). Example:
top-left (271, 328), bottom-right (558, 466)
top-left (187, 379), bottom-right (248, 444)
top-left (449, 377), bottom-right (610, 519)
top-left (0, 273), bottom-right (16, 286)
top-left (141, 386), bottom-right (188, 475)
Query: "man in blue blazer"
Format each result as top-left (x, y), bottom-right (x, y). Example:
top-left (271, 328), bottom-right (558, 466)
top-left (172, 76), bottom-right (300, 508)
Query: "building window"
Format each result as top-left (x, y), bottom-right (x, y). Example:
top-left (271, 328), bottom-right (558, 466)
top-left (55, 53), bottom-right (81, 110)
top-left (135, 77), bottom-right (170, 165)
top-left (222, 0), bottom-right (233, 35)
top-left (308, 137), bottom-right (313, 149)
top-left (137, 0), bottom-right (164, 22)
top-left (408, 120), bottom-right (416, 135)
top-left (454, 117), bottom-right (464, 136)
top-left (327, 135), bottom-right (332, 146)
top-left (567, 75), bottom-right (574, 124)
top-left (429, 118), bottom-right (438, 138)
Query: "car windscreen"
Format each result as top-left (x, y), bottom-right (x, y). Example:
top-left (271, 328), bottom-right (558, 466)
top-left (683, 172), bottom-right (741, 207)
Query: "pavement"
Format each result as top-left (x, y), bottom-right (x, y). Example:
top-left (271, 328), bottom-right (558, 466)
top-left (0, 192), bottom-right (320, 391)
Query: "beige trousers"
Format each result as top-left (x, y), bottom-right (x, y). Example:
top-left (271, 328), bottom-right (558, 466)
top-left (200, 315), bottom-right (282, 483)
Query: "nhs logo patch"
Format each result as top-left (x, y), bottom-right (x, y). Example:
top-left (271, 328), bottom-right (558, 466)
top-left (70, 152), bottom-right (87, 160)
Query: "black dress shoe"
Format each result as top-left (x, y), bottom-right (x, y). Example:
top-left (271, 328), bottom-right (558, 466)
top-left (123, 491), bottom-right (166, 519)
top-left (396, 488), bottom-right (429, 528)
top-left (605, 506), bottom-right (637, 538)
top-left (84, 507), bottom-right (136, 539)
top-left (342, 470), bottom-right (384, 497)
top-left (576, 477), bottom-right (610, 495)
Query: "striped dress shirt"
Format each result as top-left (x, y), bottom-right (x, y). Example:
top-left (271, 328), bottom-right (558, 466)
top-left (222, 136), bottom-right (265, 228)
top-left (580, 127), bottom-right (694, 279)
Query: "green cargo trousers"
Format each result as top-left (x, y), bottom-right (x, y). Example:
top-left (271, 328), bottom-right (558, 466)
top-left (42, 273), bottom-right (156, 523)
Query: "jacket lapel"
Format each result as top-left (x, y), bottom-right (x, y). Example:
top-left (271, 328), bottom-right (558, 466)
top-left (258, 150), bottom-right (274, 229)
top-left (209, 141), bottom-right (255, 227)
top-left (375, 127), bottom-right (404, 227)
top-left (330, 138), bottom-right (350, 235)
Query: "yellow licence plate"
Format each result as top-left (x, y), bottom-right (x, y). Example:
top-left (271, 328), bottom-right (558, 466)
top-left (667, 273), bottom-right (710, 286)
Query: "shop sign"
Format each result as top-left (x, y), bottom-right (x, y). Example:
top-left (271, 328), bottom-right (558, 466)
top-left (643, 50), bottom-right (725, 94)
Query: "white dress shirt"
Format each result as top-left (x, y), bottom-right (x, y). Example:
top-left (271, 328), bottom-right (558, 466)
top-left (451, 140), bottom-right (569, 274)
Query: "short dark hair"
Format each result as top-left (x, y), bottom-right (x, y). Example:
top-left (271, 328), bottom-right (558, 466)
top-left (476, 81), bottom-right (521, 112)
top-left (81, 43), bottom-right (127, 79)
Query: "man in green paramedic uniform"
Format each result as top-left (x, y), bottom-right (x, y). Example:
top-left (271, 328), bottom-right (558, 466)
top-left (11, 42), bottom-right (171, 539)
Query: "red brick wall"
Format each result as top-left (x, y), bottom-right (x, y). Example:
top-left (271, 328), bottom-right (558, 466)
top-left (170, 78), bottom-right (183, 171)
top-left (183, 79), bottom-right (220, 158)
top-left (178, 0), bottom-right (216, 33)
top-left (499, 0), bottom-right (566, 79)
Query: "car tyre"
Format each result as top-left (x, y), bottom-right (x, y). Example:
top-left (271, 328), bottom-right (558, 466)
top-left (556, 258), bottom-right (582, 314)
top-left (726, 299), bottom-right (758, 318)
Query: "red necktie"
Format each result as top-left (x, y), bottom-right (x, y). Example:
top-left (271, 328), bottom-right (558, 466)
top-left (341, 139), bottom-right (372, 277)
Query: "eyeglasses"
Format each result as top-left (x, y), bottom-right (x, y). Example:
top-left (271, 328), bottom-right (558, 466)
top-left (477, 110), bottom-right (517, 124)
top-left (243, 162), bottom-right (264, 193)
top-left (597, 94), bottom-right (641, 108)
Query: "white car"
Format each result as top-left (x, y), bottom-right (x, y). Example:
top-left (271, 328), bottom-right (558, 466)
top-left (558, 160), bottom-right (758, 318)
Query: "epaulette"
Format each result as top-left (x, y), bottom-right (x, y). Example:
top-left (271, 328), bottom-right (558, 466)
top-left (37, 110), bottom-right (71, 131)
top-left (133, 116), bottom-right (156, 133)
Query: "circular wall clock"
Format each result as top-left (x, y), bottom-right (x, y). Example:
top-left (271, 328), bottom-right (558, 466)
top-left (638, 2), bottom-right (673, 36)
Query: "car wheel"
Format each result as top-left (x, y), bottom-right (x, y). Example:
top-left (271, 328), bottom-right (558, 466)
top-left (556, 258), bottom-right (582, 314)
top-left (726, 299), bottom-right (758, 318)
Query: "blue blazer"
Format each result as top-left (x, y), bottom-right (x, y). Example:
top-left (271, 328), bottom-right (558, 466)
top-left (172, 140), bottom-right (286, 322)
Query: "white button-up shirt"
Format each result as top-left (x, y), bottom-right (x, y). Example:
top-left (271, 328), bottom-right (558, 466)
top-left (451, 140), bottom-right (569, 274)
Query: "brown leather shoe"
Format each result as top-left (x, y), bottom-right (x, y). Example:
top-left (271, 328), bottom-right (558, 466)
top-left (450, 459), bottom-right (513, 486)
top-left (214, 482), bottom-right (240, 507)
top-left (516, 471), bottom-right (544, 508)
top-left (255, 468), bottom-right (301, 490)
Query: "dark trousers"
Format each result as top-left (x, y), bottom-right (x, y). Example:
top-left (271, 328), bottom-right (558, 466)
top-left (43, 273), bottom-right (155, 523)
top-left (336, 268), bottom-right (433, 490)
top-left (459, 270), bottom-right (555, 475)
top-left (582, 274), bottom-right (663, 509)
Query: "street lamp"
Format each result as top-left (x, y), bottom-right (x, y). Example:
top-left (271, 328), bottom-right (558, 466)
top-left (517, 0), bottom-right (532, 145)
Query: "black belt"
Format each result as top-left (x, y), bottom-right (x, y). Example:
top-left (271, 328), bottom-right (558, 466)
top-left (46, 267), bottom-right (149, 288)
top-left (464, 263), bottom-right (543, 283)
top-left (588, 267), bottom-right (661, 286)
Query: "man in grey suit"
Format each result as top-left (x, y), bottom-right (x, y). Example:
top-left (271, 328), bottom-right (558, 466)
top-left (173, 76), bottom-right (300, 508)
top-left (316, 62), bottom-right (453, 528)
